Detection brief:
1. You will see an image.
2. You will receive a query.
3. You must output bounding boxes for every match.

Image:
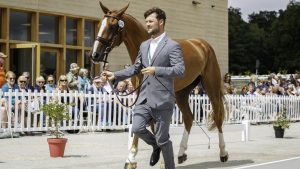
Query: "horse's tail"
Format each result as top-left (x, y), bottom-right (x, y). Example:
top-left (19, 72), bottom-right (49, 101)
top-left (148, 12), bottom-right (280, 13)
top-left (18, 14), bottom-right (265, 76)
top-left (200, 41), bottom-right (228, 131)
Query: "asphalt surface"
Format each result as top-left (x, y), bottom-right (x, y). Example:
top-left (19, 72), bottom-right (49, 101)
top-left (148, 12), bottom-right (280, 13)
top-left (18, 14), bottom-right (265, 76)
top-left (0, 122), bottom-right (300, 169)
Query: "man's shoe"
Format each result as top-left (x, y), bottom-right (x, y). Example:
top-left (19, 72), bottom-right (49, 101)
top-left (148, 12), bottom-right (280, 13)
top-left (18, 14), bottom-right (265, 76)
top-left (150, 146), bottom-right (161, 166)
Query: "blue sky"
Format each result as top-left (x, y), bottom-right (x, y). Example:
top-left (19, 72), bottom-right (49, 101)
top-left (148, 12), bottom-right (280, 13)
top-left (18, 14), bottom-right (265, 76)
top-left (228, 0), bottom-right (292, 21)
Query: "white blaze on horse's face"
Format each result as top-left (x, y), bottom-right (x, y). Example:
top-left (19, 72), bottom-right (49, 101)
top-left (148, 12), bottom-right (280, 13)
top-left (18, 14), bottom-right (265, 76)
top-left (92, 18), bottom-right (108, 56)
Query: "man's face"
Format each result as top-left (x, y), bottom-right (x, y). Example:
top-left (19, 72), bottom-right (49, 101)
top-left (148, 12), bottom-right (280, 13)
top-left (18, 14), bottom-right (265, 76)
top-left (145, 13), bottom-right (161, 36)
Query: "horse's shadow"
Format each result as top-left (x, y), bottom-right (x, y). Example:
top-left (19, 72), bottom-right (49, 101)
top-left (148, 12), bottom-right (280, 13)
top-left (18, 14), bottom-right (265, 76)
top-left (176, 159), bottom-right (254, 169)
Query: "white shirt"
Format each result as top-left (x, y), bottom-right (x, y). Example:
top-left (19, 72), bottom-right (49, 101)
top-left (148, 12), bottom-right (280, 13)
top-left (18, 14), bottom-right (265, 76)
top-left (149, 32), bottom-right (166, 61)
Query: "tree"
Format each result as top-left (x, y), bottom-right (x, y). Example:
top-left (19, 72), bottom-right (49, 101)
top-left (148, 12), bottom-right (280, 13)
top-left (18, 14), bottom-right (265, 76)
top-left (228, 2), bottom-right (300, 74)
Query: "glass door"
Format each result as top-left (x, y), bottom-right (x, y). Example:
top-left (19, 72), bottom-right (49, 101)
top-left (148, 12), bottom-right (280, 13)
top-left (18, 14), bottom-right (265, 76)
top-left (9, 43), bottom-right (40, 85)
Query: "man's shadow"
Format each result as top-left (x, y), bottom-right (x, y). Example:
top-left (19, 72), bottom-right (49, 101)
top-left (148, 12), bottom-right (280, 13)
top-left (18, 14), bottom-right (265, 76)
top-left (176, 159), bottom-right (254, 169)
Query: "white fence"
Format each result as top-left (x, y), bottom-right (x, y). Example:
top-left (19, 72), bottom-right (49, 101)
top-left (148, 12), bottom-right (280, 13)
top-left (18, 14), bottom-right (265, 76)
top-left (1, 91), bottom-right (300, 133)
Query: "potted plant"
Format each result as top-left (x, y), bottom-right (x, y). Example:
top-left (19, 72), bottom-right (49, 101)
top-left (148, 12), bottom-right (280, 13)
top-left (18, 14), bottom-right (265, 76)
top-left (273, 107), bottom-right (290, 138)
top-left (38, 101), bottom-right (70, 157)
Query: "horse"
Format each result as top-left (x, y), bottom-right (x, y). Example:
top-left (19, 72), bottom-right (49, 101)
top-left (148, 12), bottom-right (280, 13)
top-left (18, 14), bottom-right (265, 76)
top-left (89, 2), bottom-right (229, 169)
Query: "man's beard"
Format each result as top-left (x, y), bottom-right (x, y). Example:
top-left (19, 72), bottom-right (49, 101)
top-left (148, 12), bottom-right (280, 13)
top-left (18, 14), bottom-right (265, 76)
top-left (148, 27), bottom-right (160, 36)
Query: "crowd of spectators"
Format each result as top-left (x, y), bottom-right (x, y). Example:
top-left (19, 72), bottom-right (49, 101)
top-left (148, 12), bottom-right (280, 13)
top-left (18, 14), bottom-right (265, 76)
top-left (191, 73), bottom-right (300, 97)
top-left (0, 62), bottom-right (135, 133)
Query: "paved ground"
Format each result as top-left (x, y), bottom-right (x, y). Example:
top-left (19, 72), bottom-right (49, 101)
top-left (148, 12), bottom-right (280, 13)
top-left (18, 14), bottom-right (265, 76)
top-left (0, 122), bottom-right (300, 169)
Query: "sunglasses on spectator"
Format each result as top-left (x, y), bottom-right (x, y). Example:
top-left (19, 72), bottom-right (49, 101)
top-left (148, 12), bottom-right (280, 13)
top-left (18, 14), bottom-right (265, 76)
top-left (38, 81), bottom-right (45, 84)
top-left (9, 77), bottom-right (15, 80)
top-left (19, 81), bottom-right (26, 83)
top-left (60, 79), bottom-right (67, 82)
top-left (48, 80), bottom-right (54, 83)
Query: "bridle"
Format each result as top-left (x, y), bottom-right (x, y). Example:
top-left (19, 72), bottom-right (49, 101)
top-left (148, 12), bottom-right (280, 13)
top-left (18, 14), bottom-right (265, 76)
top-left (90, 14), bottom-right (144, 108)
top-left (90, 14), bottom-right (124, 64)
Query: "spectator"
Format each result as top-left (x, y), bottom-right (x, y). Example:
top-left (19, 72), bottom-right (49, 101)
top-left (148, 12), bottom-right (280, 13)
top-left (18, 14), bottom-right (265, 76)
top-left (191, 85), bottom-right (205, 96)
top-left (248, 74), bottom-right (257, 87)
top-left (288, 74), bottom-right (297, 85)
top-left (115, 80), bottom-right (127, 94)
top-left (78, 68), bottom-right (91, 92)
top-left (101, 73), bottom-right (113, 93)
top-left (0, 52), bottom-right (7, 88)
top-left (56, 75), bottom-right (69, 93)
top-left (223, 73), bottom-right (236, 94)
top-left (45, 75), bottom-right (56, 92)
top-left (87, 76), bottom-right (108, 125)
top-left (17, 75), bottom-right (28, 92)
top-left (126, 81), bottom-right (135, 94)
top-left (286, 84), bottom-right (296, 96)
top-left (247, 83), bottom-right (255, 95)
top-left (34, 76), bottom-right (46, 92)
top-left (240, 85), bottom-right (248, 96)
top-left (2, 71), bottom-right (19, 95)
top-left (66, 63), bottom-right (80, 91)
top-left (22, 72), bottom-right (34, 92)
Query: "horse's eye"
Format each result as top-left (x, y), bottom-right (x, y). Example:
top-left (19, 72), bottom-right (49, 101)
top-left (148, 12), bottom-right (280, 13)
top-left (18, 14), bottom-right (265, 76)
top-left (109, 25), bottom-right (118, 32)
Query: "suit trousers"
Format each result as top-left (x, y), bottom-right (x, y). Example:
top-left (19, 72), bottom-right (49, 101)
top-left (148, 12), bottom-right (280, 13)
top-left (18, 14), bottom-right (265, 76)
top-left (131, 103), bottom-right (175, 169)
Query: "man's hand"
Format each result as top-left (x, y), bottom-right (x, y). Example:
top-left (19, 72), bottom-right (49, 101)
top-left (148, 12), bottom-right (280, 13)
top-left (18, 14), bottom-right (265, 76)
top-left (102, 71), bottom-right (115, 81)
top-left (141, 66), bottom-right (155, 76)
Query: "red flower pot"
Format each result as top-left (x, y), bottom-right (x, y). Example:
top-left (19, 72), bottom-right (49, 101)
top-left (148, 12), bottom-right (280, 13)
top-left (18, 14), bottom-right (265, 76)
top-left (47, 138), bottom-right (67, 157)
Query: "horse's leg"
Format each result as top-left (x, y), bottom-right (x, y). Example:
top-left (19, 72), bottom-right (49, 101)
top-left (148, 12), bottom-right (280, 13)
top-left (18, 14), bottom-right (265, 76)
top-left (175, 81), bottom-right (198, 164)
top-left (124, 135), bottom-right (139, 169)
top-left (201, 50), bottom-right (229, 162)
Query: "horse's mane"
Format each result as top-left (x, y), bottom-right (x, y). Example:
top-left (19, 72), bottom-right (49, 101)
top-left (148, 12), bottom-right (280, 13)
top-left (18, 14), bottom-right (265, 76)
top-left (122, 14), bottom-right (149, 63)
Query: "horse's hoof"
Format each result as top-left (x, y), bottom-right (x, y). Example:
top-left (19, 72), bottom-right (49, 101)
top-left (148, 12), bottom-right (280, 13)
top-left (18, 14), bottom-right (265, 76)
top-left (220, 153), bottom-right (229, 162)
top-left (178, 153), bottom-right (187, 164)
top-left (124, 162), bottom-right (137, 169)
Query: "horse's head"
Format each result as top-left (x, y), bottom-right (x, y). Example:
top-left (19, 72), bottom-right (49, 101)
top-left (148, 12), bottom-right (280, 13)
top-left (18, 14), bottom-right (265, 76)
top-left (88, 1), bottom-right (129, 64)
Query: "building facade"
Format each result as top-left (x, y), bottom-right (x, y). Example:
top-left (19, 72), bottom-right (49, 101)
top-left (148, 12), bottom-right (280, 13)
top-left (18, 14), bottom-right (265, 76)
top-left (0, 0), bottom-right (228, 83)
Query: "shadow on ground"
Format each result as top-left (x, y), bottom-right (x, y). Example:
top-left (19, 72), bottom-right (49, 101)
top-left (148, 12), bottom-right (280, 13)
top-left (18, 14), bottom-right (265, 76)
top-left (64, 155), bottom-right (88, 158)
top-left (176, 159), bottom-right (254, 169)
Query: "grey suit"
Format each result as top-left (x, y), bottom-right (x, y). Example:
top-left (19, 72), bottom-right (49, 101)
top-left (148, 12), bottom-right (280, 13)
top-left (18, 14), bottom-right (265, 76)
top-left (114, 34), bottom-right (185, 169)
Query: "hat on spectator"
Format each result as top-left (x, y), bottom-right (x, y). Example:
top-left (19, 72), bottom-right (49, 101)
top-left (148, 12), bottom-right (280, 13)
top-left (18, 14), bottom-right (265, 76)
top-left (70, 63), bottom-right (80, 71)
top-left (0, 52), bottom-right (7, 58)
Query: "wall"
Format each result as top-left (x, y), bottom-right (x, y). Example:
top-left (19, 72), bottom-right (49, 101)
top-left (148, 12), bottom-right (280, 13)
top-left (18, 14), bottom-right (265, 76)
top-left (0, 0), bottom-right (228, 74)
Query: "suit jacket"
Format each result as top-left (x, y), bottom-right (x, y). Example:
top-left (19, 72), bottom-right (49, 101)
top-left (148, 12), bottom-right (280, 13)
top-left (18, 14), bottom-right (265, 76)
top-left (114, 34), bottom-right (185, 109)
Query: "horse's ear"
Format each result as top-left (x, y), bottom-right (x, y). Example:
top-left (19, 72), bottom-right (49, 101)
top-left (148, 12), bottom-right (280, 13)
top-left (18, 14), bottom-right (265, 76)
top-left (99, 1), bottom-right (110, 14)
top-left (117, 3), bottom-right (130, 17)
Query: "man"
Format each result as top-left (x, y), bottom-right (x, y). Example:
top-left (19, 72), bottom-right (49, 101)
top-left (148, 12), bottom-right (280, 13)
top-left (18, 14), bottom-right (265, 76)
top-left (103, 7), bottom-right (185, 169)
top-left (66, 63), bottom-right (80, 91)
top-left (87, 76), bottom-right (109, 125)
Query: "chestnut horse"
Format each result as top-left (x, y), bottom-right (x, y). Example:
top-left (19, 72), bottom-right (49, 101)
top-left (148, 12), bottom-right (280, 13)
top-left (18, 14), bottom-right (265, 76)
top-left (89, 2), bottom-right (228, 168)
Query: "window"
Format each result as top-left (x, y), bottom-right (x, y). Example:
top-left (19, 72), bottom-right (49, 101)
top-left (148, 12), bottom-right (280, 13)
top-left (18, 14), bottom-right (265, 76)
top-left (66, 18), bottom-right (78, 45)
top-left (66, 49), bottom-right (78, 72)
top-left (39, 15), bottom-right (59, 44)
top-left (40, 51), bottom-right (57, 78)
top-left (84, 20), bottom-right (95, 47)
top-left (10, 11), bottom-right (32, 41)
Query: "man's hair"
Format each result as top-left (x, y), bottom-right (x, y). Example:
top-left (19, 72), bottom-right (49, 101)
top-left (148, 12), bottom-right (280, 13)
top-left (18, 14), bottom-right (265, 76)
top-left (144, 7), bottom-right (166, 23)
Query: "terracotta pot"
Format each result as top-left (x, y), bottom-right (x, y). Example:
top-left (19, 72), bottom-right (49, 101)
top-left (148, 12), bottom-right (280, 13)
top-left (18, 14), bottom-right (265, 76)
top-left (273, 126), bottom-right (284, 138)
top-left (47, 138), bottom-right (67, 157)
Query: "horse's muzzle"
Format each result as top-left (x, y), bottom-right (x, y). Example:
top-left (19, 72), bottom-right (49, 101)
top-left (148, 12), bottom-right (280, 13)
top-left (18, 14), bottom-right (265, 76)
top-left (88, 51), bottom-right (106, 64)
